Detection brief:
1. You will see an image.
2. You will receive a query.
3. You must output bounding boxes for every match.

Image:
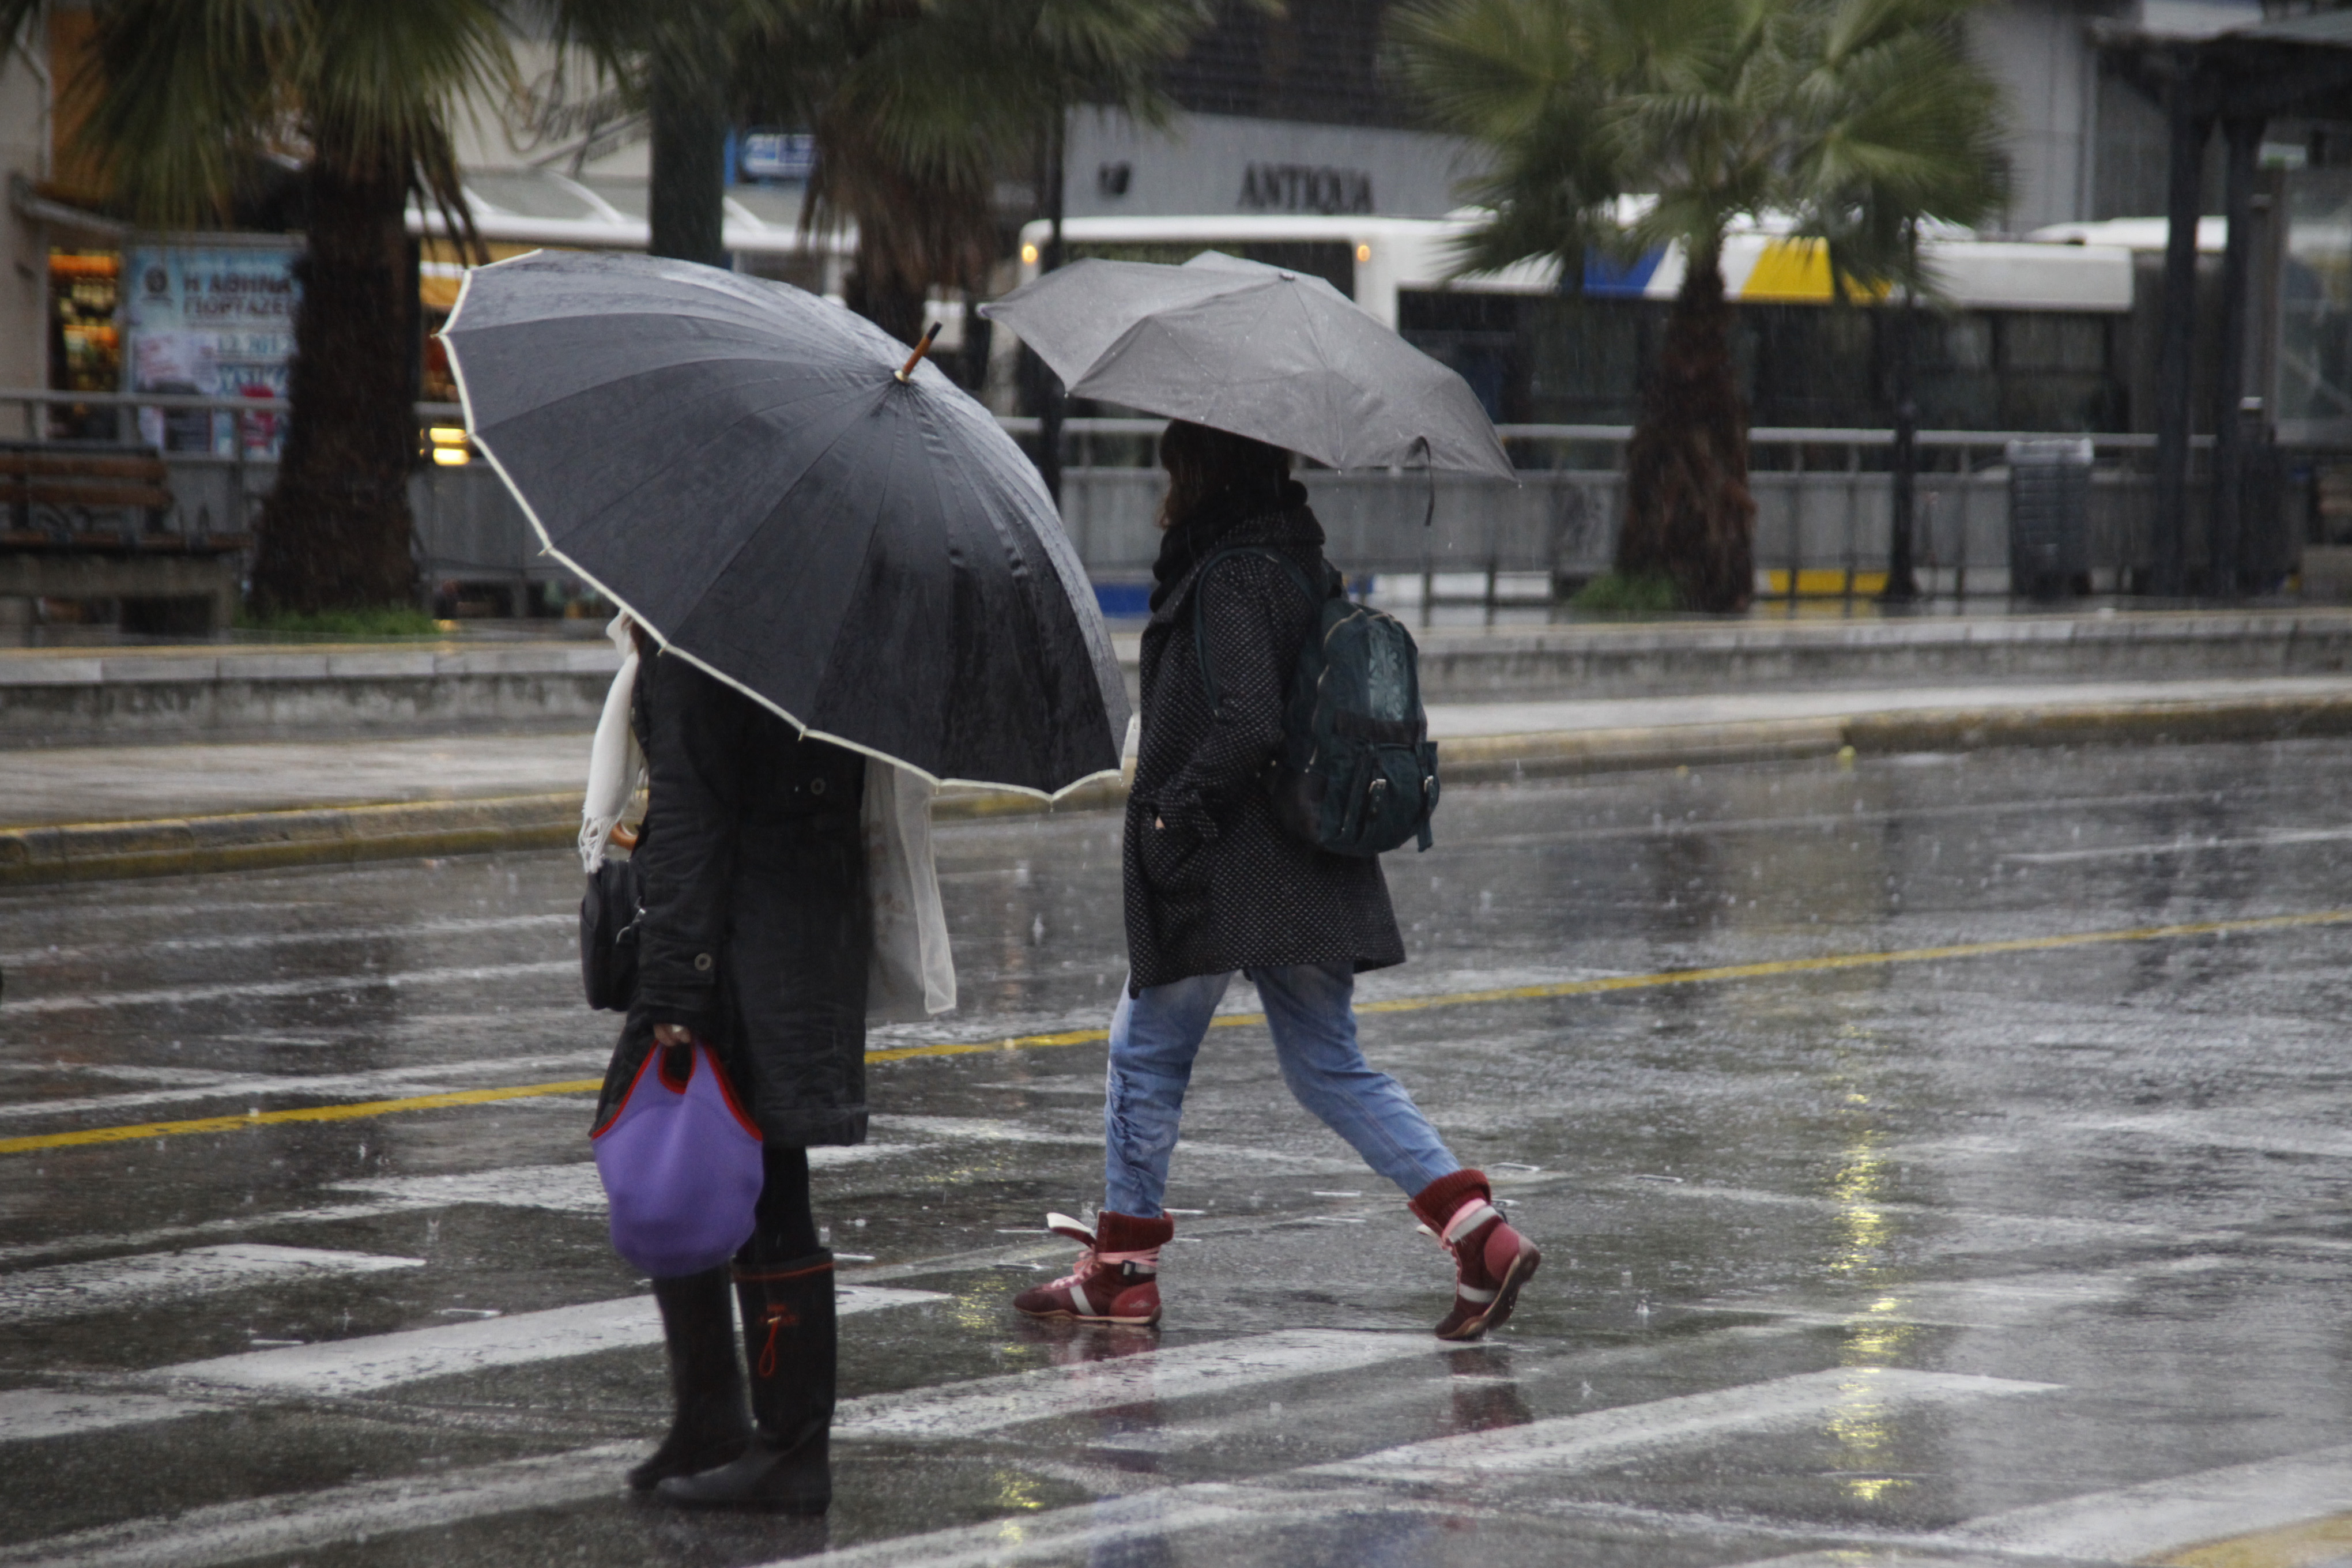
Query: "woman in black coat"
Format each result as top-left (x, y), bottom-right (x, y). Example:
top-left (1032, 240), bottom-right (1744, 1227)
top-left (596, 641), bottom-right (866, 1513)
top-left (1013, 421), bottom-right (1541, 1341)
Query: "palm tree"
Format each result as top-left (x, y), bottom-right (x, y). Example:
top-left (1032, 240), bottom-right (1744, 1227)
top-left (3, 0), bottom-right (517, 616)
top-left (544, 0), bottom-right (745, 265)
top-left (779, 0), bottom-right (1215, 347)
top-left (555, 1), bottom-right (1212, 346)
top-left (1392, 0), bottom-right (2007, 612)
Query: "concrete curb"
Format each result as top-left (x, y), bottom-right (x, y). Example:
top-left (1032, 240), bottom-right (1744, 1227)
top-left (11, 607), bottom-right (2352, 745)
top-left (9, 691), bottom-right (2352, 885)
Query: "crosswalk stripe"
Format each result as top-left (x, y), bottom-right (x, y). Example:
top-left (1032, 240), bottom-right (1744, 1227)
top-left (836, 1329), bottom-right (1442, 1441)
top-left (0, 1286), bottom-right (944, 1445)
top-left (0, 1340), bottom-right (2073, 1568)
top-left (0, 1146), bottom-right (926, 1267)
top-left (165, 1284), bottom-right (943, 1399)
top-left (0, 1391), bottom-right (210, 1446)
top-left (325, 1147), bottom-right (907, 1216)
top-left (0, 1245), bottom-right (422, 1326)
top-left (0, 1052), bottom-right (606, 1125)
top-left (0, 913), bottom-right (570, 971)
top-left (1310, 1367), bottom-right (2060, 1482)
top-left (1935, 1442), bottom-right (2352, 1563)
top-left (0, 960), bottom-right (575, 1018)
top-left (0, 1442), bottom-right (640, 1568)
top-left (766, 1484), bottom-right (1353, 1568)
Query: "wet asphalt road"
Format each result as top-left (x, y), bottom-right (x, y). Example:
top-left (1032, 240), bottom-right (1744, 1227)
top-left (5, 740), bottom-right (2352, 1567)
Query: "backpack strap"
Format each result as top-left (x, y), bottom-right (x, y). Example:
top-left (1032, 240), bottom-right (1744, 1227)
top-left (1190, 546), bottom-right (1335, 715)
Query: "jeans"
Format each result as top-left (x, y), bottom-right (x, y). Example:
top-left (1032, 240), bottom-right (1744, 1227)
top-left (1102, 963), bottom-right (1461, 1218)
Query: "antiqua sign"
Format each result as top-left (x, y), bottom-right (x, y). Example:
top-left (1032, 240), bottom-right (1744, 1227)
top-left (1239, 163), bottom-right (1374, 215)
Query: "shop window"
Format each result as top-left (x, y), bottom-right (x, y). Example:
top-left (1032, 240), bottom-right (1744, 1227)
top-left (48, 250), bottom-right (120, 439)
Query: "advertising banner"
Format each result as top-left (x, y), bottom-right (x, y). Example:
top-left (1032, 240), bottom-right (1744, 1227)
top-left (121, 241), bottom-right (301, 458)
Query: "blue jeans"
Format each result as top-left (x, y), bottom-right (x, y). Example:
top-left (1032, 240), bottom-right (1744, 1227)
top-left (1102, 963), bottom-right (1461, 1218)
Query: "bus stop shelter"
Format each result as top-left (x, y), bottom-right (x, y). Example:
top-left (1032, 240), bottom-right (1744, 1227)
top-left (2101, 6), bottom-right (2352, 595)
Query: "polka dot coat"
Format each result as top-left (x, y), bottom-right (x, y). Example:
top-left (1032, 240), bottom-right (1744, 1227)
top-left (1122, 502), bottom-right (1405, 993)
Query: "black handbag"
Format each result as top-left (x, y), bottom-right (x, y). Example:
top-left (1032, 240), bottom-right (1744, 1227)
top-left (581, 851), bottom-right (644, 1012)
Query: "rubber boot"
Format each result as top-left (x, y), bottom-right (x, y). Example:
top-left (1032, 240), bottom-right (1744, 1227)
top-left (627, 1266), bottom-right (751, 1491)
top-left (657, 1251), bottom-right (835, 1512)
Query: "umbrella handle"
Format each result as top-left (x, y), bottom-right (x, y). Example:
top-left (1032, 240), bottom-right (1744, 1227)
top-left (895, 322), bottom-right (943, 383)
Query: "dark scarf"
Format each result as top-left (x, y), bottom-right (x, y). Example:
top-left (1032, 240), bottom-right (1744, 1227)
top-left (1148, 477), bottom-right (1309, 612)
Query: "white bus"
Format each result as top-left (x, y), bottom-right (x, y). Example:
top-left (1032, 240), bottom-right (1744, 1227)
top-left (1007, 212), bottom-right (2141, 432)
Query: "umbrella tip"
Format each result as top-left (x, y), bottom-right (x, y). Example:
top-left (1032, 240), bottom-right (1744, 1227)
top-left (895, 322), bottom-right (943, 383)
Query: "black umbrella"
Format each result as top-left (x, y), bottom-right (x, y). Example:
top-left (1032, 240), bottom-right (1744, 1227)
top-left (442, 251), bottom-right (1128, 798)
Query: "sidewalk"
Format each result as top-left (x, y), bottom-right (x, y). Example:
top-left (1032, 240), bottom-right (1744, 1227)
top-left (9, 606), bottom-right (2352, 747)
top-left (7, 674), bottom-right (2352, 884)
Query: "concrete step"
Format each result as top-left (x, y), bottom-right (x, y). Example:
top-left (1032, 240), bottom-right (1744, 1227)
top-left (4, 608), bottom-right (2350, 746)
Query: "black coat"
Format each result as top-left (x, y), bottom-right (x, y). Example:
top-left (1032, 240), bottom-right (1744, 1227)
top-left (595, 652), bottom-right (871, 1146)
top-left (1123, 500), bottom-right (1404, 991)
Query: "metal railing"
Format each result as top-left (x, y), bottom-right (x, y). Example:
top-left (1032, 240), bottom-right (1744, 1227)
top-left (1015, 419), bottom-right (2233, 607)
top-left (1, 391), bottom-right (2271, 611)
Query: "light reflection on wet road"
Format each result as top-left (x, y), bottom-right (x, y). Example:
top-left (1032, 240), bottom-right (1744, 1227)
top-left (5, 739), bottom-right (2352, 1566)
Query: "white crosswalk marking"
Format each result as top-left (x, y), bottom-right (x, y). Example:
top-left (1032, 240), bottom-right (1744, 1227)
top-left (0, 1341), bottom-right (2075, 1568)
top-left (326, 1148), bottom-right (911, 1215)
top-left (0, 1051), bottom-right (605, 1124)
top-left (0, 1286), bottom-right (945, 1446)
top-left (0, 1442), bottom-right (640, 1568)
top-left (1935, 1441), bottom-right (2352, 1562)
top-left (0, 1154), bottom-right (926, 1267)
top-left (1310, 1367), bottom-right (2060, 1482)
top-left (0, 1391), bottom-right (209, 1445)
top-left (0, 1245), bottom-right (422, 1325)
top-left (164, 1284), bottom-right (943, 1399)
top-left (0, 960), bottom-right (576, 1017)
top-left (835, 1328), bottom-right (1441, 1441)
top-left (760, 1484), bottom-right (1359, 1568)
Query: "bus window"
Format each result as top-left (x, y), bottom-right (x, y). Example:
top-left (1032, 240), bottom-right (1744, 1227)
top-left (1065, 239), bottom-right (1354, 299)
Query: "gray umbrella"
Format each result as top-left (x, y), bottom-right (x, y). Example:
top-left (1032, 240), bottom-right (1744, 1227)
top-left (978, 251), bottom-right (1514, 480)
top-left (442, 250), bottom-right (1127, 799)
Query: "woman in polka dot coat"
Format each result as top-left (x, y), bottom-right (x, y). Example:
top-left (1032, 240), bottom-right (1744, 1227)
top-left (1014, 420), bottom-right (1541, 1340)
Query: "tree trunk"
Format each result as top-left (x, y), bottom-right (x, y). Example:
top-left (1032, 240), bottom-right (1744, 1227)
top-left (248, 153), bottom-right (417, 616)
top-left (1616, 252), bottom-right (1755, 613)
top-left (648, 40), bottom-right (729, 267)
top-left (843, 262), bottom-right (925, 347)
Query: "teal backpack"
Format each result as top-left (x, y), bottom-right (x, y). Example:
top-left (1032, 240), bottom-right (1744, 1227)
top-left (1192, 547), bottom-right (1440, 857)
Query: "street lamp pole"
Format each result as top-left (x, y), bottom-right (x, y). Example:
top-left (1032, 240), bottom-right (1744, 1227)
top-left (1882, 221), bottom-right (1921, 604)
top-left (1036, 105), bottom-right (1068, 505)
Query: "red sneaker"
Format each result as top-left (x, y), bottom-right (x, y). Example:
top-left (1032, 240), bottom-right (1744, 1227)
top-left (1011, 1211), bottom-right (1172, 1326)
top-left (1409, 1171), bottom-right (1541, 1341)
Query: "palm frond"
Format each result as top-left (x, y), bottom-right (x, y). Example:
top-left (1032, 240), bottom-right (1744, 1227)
top-left (1396, 0), bottom-right (2008, 299)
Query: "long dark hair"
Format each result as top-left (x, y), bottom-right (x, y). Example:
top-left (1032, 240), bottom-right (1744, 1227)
top-left (1155, 420), bottom-right (1291, 531)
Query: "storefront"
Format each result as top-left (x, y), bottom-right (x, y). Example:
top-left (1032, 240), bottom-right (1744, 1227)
top-left (40, 233), bottom-right (300, 457)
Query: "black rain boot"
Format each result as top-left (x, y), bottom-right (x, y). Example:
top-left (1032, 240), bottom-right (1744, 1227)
top-left (657, 1250), bottom-right (835, 1513)
top-left (628, 1266), bottom-right (752, 1491)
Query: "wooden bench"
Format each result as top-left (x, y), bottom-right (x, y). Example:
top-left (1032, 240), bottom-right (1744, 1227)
top-left (1, 443), bottom-right (249, 631)
top-left (1, 442), bottom-right (176, 544)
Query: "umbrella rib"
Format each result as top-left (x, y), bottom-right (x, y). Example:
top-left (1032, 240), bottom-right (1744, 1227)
top-left (564, 372), bottom-right (870, 571)
top-left (801, 385), bottom-right (912, 724)
top-left (681, 377), bottom-right (900, 683)
top-left (1286, 290), bottom-right (1360, 469)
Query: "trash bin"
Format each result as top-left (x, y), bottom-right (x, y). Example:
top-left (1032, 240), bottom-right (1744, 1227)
top-left (2006, 438), bottom-right (2093, 600)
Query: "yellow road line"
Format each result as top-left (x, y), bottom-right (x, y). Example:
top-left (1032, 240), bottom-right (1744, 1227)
top-left (0, 1080), bottom-right (605, 1155)
top-left (6, 909), bottom-right (2346, 1158)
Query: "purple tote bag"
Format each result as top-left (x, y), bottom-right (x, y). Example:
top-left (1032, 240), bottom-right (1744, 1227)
top-left (591, 1039), bottom-right (766, 1277)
